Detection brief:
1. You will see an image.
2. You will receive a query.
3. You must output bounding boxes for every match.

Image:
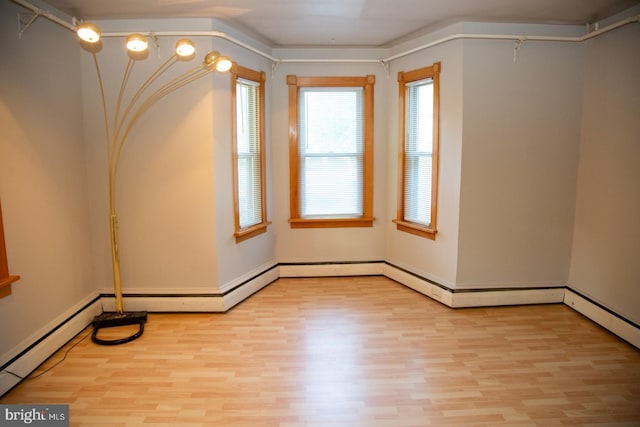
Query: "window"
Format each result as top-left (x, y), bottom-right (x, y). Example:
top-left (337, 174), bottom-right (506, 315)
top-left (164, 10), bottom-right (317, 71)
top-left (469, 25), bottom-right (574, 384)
top-left (231, 64), bottom-right (270, 242)
top-left (287, 75), bottom-right (375, 228)
top-left (0, 199), bottom-right (20, 298)
top-left (394, 62), bottom-right (441, 239)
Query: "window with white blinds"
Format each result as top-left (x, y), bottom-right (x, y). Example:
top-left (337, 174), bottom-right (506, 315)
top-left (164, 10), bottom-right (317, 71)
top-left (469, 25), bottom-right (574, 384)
top-left (231, 65), bottom-right (269, 242)
top-left (404, 79), bottom-right (434, 226)
top-left (299, 88), bottom-right (363, 218)
top-left (236, 78), bottom-right (262, 227)
top-left (287, 75), bottom-right (375, 228)
top-left (394, 62), bottom-right (441, 240)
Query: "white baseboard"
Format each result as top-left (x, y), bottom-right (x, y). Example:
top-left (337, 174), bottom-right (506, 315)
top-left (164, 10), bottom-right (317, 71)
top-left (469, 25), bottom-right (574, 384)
top-left (223, 266), bottom-right (280, 310)
top-left (0, 293), bottom-right (102, 397)
top-left (218, 261), bottom-right (278, 293)
top-left (100, 295), bottom-right (226, 312)
top-left (452, 288), bottom-right (565, 308)
top-left (100, 264), bottom-right (280, 313)
top-left (280, 262), bottom-right (385, 277)
top-left (382, 263), bottom-right (454, 306)
top-left (383, 264), bottom-right (564, 308)
top-left (564, 289), bottom-right (640, 349)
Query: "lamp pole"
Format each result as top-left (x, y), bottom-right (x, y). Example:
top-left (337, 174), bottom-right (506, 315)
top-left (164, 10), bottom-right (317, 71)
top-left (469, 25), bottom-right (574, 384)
top-left (77, 24), bottom-right (232, 344)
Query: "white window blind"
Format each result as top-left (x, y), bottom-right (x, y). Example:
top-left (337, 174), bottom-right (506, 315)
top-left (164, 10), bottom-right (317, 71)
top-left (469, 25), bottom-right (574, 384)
top-left (404, 78), bottom-right (434, 226)
top-left (298, 87), bottom-right (364, 218)
top-left (236, 78), bottom-right (262, 228)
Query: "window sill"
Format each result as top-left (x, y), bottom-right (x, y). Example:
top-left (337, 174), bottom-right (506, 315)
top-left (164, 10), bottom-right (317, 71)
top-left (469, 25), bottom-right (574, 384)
top-left (0, 275), bottom-right (20, 298)
top-left (234, 221), bottom-right (271, 243)
top-left (393, 219), bottom-right (437, 240)
top-left (289, 217), bottom-right (374, 228)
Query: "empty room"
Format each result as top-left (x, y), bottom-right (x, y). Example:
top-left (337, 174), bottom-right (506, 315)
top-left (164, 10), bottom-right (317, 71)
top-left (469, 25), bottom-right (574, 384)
top-left (1, 0), bottom-right (639, 425)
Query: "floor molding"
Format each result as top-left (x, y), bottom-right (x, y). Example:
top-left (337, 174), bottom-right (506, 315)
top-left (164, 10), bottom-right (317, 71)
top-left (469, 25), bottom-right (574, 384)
top-left (222, 266), bottom-right (280, 311)
top-left (564, 288), bottom-right (640, 349)
top-left (280, 261), bottom-right (385, 278)
top-left (382, 263), bottom-right (454, 306)
top-left (100, 294), bottom-right (227, 312)
top-left (100, 265), bottom-right (281, 313)
top-left (0, 294), bottom-right (102, 397)
top-left (451, 287), bottom-right (566, 308)
top-left (382, 263), bottom-right (565, 308)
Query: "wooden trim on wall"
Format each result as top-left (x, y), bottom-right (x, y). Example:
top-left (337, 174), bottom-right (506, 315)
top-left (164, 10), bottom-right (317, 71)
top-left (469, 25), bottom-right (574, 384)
top-left (230, 63), bottom-right (271, 243)
top-left (394, 62), bottom-right (441, 240)
top-left (287, 75), bottom-right (375, 228)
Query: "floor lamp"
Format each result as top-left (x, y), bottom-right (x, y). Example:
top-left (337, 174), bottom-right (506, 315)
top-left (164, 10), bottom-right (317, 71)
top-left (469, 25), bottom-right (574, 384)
top-left (76, 23), bottom-right (232, 345)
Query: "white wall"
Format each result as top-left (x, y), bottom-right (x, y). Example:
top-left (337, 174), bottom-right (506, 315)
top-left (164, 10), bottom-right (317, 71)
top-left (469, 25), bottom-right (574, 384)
top-left (80, 19), bottom-right (276, 294)
top-left (0, 1), bottom-right (94, 358)
top-left (81, 20), bottom-right (219, 294)
top-left (569, 18), bottom-right (640, 325)
top-left (271, 51), bottom-right (389, 264)
top-left (455, 26), bottom-right (584, 289)
top-left (211, 31), bottom-right (276, 289)
top-left (384, 26), bottom-right (465, 288)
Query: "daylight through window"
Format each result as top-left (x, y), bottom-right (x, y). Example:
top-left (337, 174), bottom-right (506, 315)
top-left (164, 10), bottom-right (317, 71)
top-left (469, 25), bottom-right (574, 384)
top-left (394, 62), bottom-right (441, 239)
top-left (287, 75), bottom-right (375, 228)
top-left (231, 64), bottom-right (269, 242)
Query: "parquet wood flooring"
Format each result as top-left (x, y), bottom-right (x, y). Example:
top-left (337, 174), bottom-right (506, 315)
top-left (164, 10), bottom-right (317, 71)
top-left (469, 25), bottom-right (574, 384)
top-left (2, 276), bottom-right (639, 426)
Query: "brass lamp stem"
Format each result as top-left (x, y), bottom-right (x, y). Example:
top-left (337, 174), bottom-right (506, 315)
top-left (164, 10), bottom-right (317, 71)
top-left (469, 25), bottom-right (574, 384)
top-left (109, 213), bottom-right (124, 313)
top-left (89, 47), bottom-right (215, 316)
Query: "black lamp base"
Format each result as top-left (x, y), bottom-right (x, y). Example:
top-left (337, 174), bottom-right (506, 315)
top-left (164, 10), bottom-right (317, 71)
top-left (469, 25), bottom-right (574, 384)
top-left (91, 311), bottom-right (147, 345)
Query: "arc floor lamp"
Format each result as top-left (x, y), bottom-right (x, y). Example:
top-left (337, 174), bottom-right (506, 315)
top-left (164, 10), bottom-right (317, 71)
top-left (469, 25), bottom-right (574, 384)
top-left (77, 22), bottom-right (232, 345)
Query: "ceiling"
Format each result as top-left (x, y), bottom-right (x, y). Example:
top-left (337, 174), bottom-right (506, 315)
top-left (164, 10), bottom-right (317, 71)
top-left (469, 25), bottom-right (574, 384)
top-left (42, 0), bottom-right (639, 47)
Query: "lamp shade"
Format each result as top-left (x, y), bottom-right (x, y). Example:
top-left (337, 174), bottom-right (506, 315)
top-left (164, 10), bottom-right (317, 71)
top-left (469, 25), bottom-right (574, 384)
top-left (126, 33), bottom-right (149, 52)
top-left (175, 39), bottom-right (196, 57)
top-left (203, 51), bottom-right (221, 66)
top-left (215, 56), bottom-right (233, 72)
top-left (77, 23), bottom-right (101, 43)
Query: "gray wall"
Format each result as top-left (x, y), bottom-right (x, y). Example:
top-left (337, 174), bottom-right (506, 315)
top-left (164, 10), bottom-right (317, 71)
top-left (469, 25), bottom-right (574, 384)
top-left (569, 21), bottom-right (640, 325)
top-left (456, 35), bottom-right (584, 289)
top-left (0, 1), bottom-right (94, 360)
top-left (272, 52), bottom-right (389, 264)
top-left (80, 19), bottom-right (276, 294)
top-left (385, 27), bottom-right (465, 288)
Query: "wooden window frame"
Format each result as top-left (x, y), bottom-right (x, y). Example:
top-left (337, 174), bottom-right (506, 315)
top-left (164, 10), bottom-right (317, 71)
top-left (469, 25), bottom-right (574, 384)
top-left (0, 199), bottom-right (20, 298)
top-left (393, 62), bottom-right (441, 240)
top-left (287, 75), bottom-right (375, 228)
top-left (230, 63), bottom-right (271, 242)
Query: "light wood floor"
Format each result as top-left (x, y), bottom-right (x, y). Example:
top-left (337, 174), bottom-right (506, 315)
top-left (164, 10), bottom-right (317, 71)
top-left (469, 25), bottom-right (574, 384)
top-left (2, 276), bottom-right (639, 426)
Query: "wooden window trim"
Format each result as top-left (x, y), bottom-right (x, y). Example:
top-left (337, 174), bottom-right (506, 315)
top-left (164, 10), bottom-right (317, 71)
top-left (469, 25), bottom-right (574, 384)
top-left (393, 62), bottom-right (441, 240)
top-left (287, 75), bottom-right (375, 228)
top-left (234, 222), bottom-right (269, 243)
top-left (392, 219), bottom-right (437, 240)
top-left (231, 63), bottom-right (271, 243)
top-left (0, 199), bottom-right (20, 298)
